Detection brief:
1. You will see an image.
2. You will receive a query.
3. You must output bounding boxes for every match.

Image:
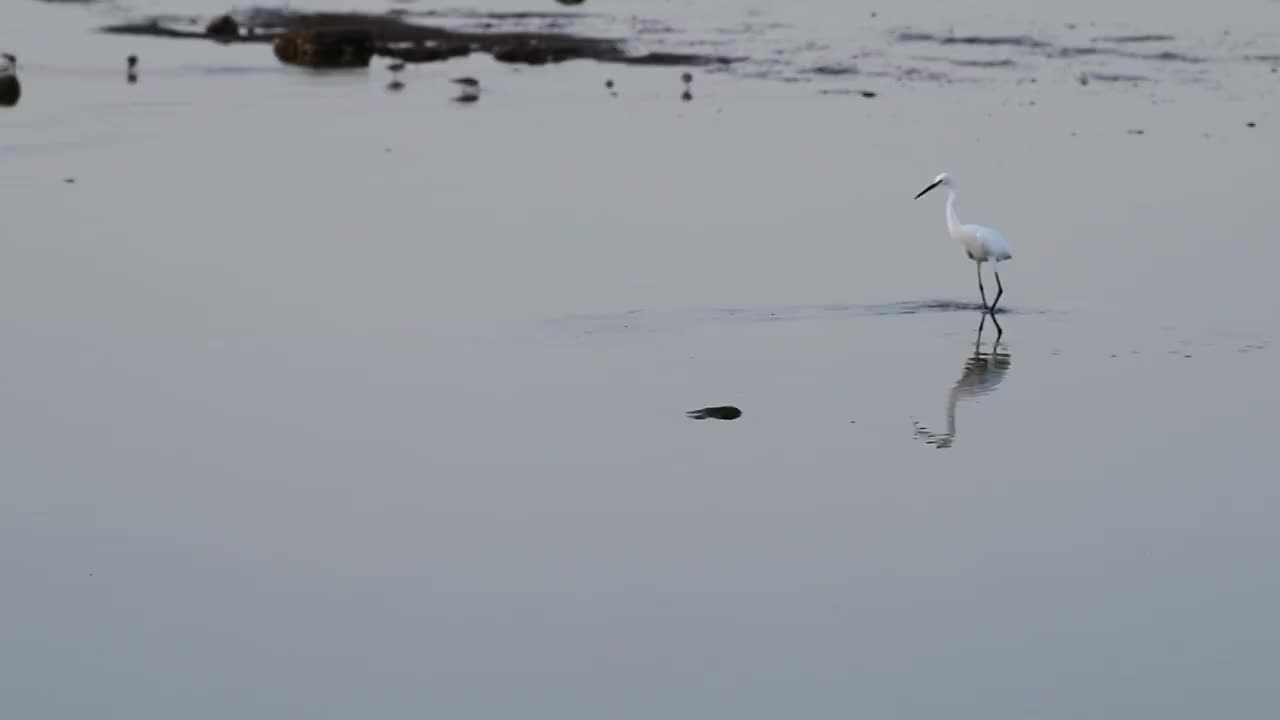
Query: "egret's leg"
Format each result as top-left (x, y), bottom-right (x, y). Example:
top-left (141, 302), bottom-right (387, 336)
top-left (991, 269), bottom-right (1005, 314)
top-left (976, 263), bottom-right (989, 310)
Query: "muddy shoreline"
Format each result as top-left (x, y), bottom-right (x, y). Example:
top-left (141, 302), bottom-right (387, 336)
top-left (100, 9), bottom-right (740, 68)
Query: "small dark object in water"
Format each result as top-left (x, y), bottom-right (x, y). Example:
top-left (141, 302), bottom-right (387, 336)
top-left (681, 71), bottom-right (693, 84)
top-left (1246, 121), bottom-right (1256, 128)
top-left (1077, 72), bottom-right (1089, 85)
top-left (126, 54), bottom-right (138, 83)
top-left (859, 90), bottom-right (877, 98)
top-left (681, 89), bottom-right (693, 102)
top-left (64, 177), bottom-right (76, 184)
top-left (1127, 128), bottom-right (1145, 135)
top-left (557, 0), bottom-right (585, 5)
top-left (387, 60), bottom-right (406, 74)
top-left (686, 406), bottom-right (742, 421)
top-left (205, 14), bottom-right (239, 42)
top-left (387, 79), bottom-right (405, 92)
top-left (605, 78), bottom-right (614, 89)
top-left (0, 53), bottom-right (19, 108)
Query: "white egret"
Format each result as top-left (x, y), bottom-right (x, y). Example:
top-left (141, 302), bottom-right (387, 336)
top-left (914, 172), bottom-right (1013, 313)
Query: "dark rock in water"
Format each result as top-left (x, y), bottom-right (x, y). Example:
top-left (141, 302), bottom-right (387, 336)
top-left (206, 14), bottom-right (240, 42)
top-left (556, 0), bottom-right (586, 5)
top-left (681, 89), bottom-right (693, 102)
top-left (0, 75), bottom-right (19, 107)
top-left (0, 54), bottom-right (19, 108)
top-left (1092, 34), bottom-right (1176, 43)
top-left (274, 28), bottom-right (375, 68)
top-left (686, 406), bottom-right (742, 420)
top-left (1246, 121), bottom-right (1256, 128)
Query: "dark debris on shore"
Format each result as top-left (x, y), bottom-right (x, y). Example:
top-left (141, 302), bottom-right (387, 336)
top-left (100, 9), bottom-right (741, 69)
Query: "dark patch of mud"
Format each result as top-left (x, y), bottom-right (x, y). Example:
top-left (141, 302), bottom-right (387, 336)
top-left (686, 406), bottom-right (742, 421)
top-left (807, 62), bottom-right (861, 76)
top-left (100, 8), bottom-right (740, 68)
top-left (1080, 71), bottom-right (1151, 83)
top-left (1052, 46), bottom-right (1204, 62)
top-left (1092, 34), bottom-right (1175, 43)
top-left (895, 29), bottom-right (1205, 65)
top-left (817, 88), bottom-right (878, 97)
top-left (895, 32), bottom-right (1050, 49)
top-left (911, 55), bottom-right (1017, 69)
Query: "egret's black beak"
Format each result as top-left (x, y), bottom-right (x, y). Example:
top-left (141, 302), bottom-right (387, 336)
top-left (914, 179), bottom-right (942, 200)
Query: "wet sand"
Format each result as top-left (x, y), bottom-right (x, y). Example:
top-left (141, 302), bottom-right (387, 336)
top-left (2, 0), bottom-right (1279, 718)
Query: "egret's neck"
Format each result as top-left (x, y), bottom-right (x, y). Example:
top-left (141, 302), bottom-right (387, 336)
top-left (945, 189), bottom-right (962, 235)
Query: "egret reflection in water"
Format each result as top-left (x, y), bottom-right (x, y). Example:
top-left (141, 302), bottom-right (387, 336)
top-left (914, 313), bottom-right (1012, 449)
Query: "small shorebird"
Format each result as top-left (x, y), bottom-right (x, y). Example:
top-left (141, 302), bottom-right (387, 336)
top-left (451, 76), bottom-right (479, 103)
top-left (386, 60), bottom-right (406, 91)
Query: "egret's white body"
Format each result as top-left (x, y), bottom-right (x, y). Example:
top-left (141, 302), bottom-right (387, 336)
top-left (915, 172), bottom-right (1012, 313)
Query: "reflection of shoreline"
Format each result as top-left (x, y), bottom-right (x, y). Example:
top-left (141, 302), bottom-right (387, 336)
top-left (914, 314), bottom-right (1012, 449)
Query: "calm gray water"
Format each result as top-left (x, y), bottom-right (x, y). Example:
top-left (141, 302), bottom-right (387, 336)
top-left (2, 0), bottom-right (1278, 718)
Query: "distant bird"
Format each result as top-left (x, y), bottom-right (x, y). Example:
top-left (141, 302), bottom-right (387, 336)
top-left (386, 60), bottom-right (406, 92)
top-left (127, 54), bottom-right (138, 84)
top-left (384, 60), bottom-right (404, 92)
top-left (914, 172), bottom-right (1013, 314)
top-left (451, 76), bottom-right (479, 103)
top-left (384, 61), bottom-right (404, 91)
top-left (0, 53), bottom-right (20, 107)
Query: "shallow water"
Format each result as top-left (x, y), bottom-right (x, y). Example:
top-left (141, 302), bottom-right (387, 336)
top-left (2, 0), bottom-right (1279, 718)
